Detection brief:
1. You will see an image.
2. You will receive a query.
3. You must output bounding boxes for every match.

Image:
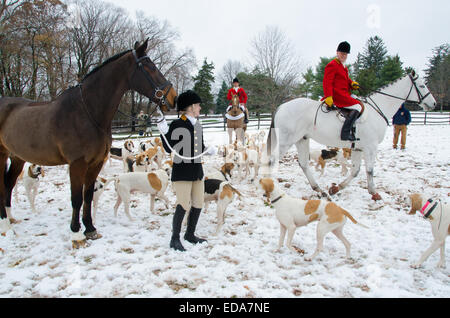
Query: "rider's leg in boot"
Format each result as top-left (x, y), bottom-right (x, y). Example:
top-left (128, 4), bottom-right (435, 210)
top-left (341, 110), bottom-right (360, 141)
top-left (244, 109), bottom-right (249, 124)
top-left (170, 204), bottom-right (186, 251)
top-left (184, 207), bottom-right (207, 244)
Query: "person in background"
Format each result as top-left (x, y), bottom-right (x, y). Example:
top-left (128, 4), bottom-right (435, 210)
top-left (392, 102), bottom-right (412, 150)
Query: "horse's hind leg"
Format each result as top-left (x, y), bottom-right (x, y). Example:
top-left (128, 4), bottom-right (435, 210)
top-left (0, 152), bottom-right (11, 234)
top-left (363, 148), bottom-right (381, 200)
top-left (295, 139), bottom-right (328, 198)
top-left (5, 156), bottom-right (25, 223)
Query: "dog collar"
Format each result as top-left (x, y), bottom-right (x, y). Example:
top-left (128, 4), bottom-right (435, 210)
top-left (420, 199), bottom-right (438, 219)
top-left (271, 195), bottom-right (284, 204)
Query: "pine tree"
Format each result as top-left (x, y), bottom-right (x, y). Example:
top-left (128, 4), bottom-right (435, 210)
top-left (192, 58), bottom-right (215, 114)
top-left (312, 57), bottom-right (334, 100)
top-left (379, 55), bottom-right (404, 87)
top-left (424, 43), bottom-right (450, 111)
top-left (353, 36), bottom-right (388, 92)
top-left (294, 67), bottom-right (315, 98)
top-left (216, 81), bottom-right (229, 114)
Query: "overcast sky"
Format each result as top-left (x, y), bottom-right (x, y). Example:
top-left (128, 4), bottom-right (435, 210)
top-left (106, 0), bottom-right (449, 83)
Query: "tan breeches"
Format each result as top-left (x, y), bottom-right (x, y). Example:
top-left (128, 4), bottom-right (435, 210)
top-left (172, 180), bottom-right (205, 211)
top-left (393, 125), bottom-right (407, 148)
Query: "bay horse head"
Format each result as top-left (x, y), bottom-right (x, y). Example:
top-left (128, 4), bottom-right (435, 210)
top-left (129, 39), bottom-right (177, 112)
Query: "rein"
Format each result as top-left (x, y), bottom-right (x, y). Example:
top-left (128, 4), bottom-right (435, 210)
top-left (358, 74), bottom-right (429, 126)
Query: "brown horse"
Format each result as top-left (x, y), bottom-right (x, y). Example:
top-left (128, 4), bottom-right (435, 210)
top-left (0, 40), bottom-right (177, 247)
top-left (226, 94), bottom-right (247, 144)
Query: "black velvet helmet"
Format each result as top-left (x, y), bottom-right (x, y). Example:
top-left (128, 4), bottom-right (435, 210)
top-left (337, 41), bottom-right (351, 53)
top-left (232, 78), bottom-right (239, 84)
top-left (176, 90), bottom-right (202, 112)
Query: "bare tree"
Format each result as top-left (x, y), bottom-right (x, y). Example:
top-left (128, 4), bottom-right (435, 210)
top-left (218, 59), bottom-right (244, 85)
top-left (250, 25), bottom-right (302, 86)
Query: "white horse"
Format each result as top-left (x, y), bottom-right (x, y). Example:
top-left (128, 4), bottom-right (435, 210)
top-left (266, 72), bottom-right (436, 200)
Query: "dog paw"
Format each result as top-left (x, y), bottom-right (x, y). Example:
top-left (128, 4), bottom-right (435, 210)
top-left (437, 262), bottom-right (446, 269)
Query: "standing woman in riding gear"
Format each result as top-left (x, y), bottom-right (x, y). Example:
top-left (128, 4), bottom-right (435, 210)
top-left (322, 41), bottom-right (362, 141)
top-left (158, 90), bottom-right (214, 251)
top-left (227, 78), bottom-right (249, 124)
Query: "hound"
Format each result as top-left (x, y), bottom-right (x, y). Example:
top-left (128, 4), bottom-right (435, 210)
top-left (113, 170), bottom-right (170, 221)
top-left (205, 163), bottom-right (235, 182)
top-left (411, 197), bottom-right (449, 269)
top-left (109, 140), bottom-right (135, 172)
top-left (310, 148), bottom-right (351, 176)
top-left (13, 163), bottom-right (45, 215)
top-left (125, 153), bottom-right (150, 172)
top-left (258, 177), bottom-right (368, 260)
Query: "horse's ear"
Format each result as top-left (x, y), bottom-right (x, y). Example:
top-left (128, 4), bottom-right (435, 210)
top-left (136, 38), bottom-right (149, 56)
top-left (133, 41), bottom-right (140, 51)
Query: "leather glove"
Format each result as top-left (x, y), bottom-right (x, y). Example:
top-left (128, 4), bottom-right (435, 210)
top-left (324, 96), bottom-right (333, 107)
top-left (351, 81), bottom-right (360, 90)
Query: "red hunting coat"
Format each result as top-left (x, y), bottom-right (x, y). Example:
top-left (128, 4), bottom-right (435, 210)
top-left (321, 58), bottom-right (360, 108)
top-left (227, 87), bottom-right (248, 106)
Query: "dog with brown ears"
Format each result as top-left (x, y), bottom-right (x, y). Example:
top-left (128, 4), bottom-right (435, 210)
top-left (258, 177), bottom-right (368, 261)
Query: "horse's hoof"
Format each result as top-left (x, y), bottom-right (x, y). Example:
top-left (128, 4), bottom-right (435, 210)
top-left (85, 231), bottom-right (102, 240)
top-left (371, 193), bottom-right (382, 201)
top-left (329, 183), bottom-right (340, 195)
top-left (72, 239), bottom-right (87, 249)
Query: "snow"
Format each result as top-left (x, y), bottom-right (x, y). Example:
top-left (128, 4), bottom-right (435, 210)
top-left (1, 125), bottom-right (449, 298)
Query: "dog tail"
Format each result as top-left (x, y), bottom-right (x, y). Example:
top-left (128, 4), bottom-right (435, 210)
top-left (223, 183), bottom-right (242, 199)
top-left (343, 210), bottom-right (369, 229)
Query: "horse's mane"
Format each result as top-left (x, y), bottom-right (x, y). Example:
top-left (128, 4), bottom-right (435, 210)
top-left (82, 50), bottom-right (132, 81)
top-left (371, 74), bottom-right (409, 93)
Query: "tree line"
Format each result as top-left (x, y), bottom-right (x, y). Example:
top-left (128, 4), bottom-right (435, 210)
top-left (0, 0), bottom-right (196, 122)
top-left (2, 2), bottom-right (448, 118)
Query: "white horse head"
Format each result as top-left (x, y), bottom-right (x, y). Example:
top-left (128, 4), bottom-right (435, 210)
top-left (407, 71), bottom-right (436, 111)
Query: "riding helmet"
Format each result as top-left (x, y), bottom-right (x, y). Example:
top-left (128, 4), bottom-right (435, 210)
top-left (337, 41), bottom-right (351, 53)
top-left (176, 90), bottom-right (202, 112)
top-left (233, 78), bottom-right (239, 84)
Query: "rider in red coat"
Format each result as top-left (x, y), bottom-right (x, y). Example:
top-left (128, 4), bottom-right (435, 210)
top-left (227, 78), bottom-right (249, 123)
top-left (321, 41), bottom-right (362, 141)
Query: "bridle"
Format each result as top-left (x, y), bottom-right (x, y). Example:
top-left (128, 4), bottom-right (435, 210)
top-left (132, 50), bottom-right (173, 110)
top-left (79, 50), bottom-right (174, 134)
top-left (359, 74), bottom-right (431, 126)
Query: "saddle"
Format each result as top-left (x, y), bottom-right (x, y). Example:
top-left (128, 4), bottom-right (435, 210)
top-left (329, 105), bottom-right (364, 120)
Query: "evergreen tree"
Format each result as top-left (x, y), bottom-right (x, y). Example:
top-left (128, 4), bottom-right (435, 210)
top-left (311, 57), bottom-right (334, 99)
top-left (216, 81), bottom-right (229, 114)
top-left (424, 43), bottom-right (450, 111)
top-left (353, 36), bottom-right (388, 92)
top-left (236, 69), bottom-right (277, 113)
top-left (379, 55), bottom-right (404, 87)
top-left (192, 58), bottom-right (215, 114)
top-left (294, 67), bottom-right (315, 98)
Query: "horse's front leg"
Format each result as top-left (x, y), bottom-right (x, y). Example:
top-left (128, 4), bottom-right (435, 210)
top-left (363, 148), bottom-right (382, 201)
top-left (330, 149), bottom-right (363, 196)
top-left (82, 161), bottom-right (104, 240)
top-left (295, 139), bottom-right (329, 199)
top-left (69, 158), bottom-right (88, 248)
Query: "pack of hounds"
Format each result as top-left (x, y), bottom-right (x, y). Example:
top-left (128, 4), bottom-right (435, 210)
top-left (14, 130), bottom-right (449, 268)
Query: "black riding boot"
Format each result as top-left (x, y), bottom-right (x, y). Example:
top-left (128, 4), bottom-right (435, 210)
top-left (341, 110), bottom-right (359, 141)
top-left (244, 111), bottom-right (249, 124)
top-left (184, 207), bottom-right (207, 244)
top-left (170, 205), bottom-right (186, 251)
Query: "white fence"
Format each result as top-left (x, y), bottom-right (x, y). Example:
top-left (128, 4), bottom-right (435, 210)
top-left (112, 111), bottom-right (450, 140)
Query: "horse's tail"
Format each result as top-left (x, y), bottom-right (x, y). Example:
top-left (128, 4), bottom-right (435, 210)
top-left (267, 112), bottom-right (276, 161)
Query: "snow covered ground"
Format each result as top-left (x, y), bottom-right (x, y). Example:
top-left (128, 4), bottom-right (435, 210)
top-left (1, 125), bottom-right (449, 298)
